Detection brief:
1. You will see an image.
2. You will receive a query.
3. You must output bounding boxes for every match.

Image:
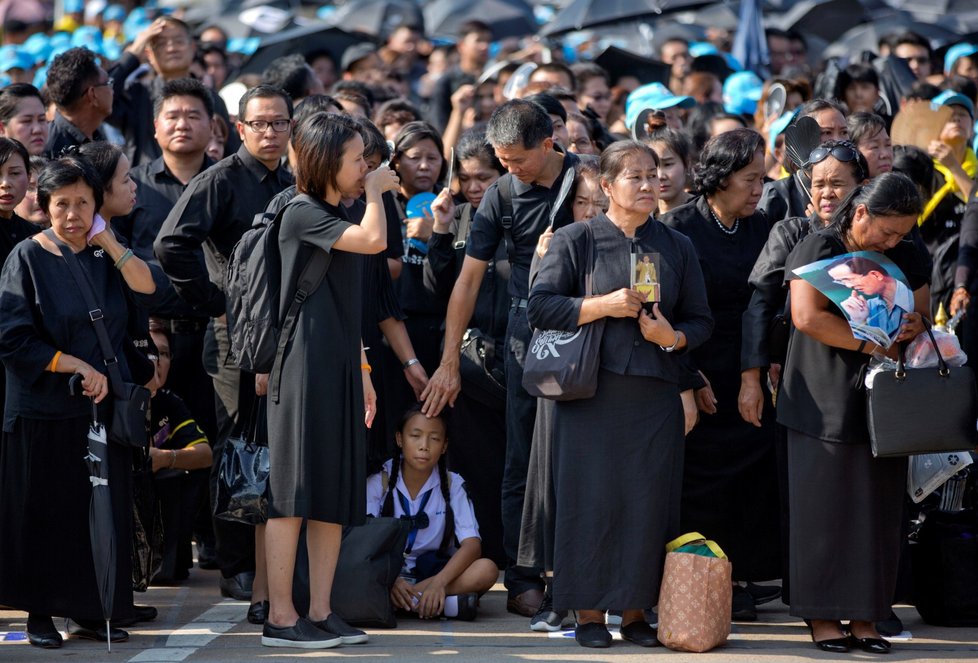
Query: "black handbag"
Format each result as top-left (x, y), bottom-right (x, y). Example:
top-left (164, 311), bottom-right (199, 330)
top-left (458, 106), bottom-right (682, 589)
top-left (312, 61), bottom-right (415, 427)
top-left (912, 507), bottom-right (978, 626)
top-left (47, 230), bottom-right (151, 448)
top-left (867, 328), bottom-right (978, 458)
top-left (214, 401), bottom-right (269, 525)
top-left (459, 327), bottom-right (506, 409)
top-left (293, 516), bottom-right (411, 628)
top-left (522, 223), bottom-right (605, 401)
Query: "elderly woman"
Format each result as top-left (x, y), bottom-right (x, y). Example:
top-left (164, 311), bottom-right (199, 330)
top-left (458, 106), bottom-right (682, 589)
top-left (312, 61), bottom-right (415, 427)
top-left (528, 140), bottom-right (712, 649)
top-left (779, 173), bottom-right (930, 653)
top-left (848, 112), bottom-right (893, 178)
top-left (0, 155), bottom-right (157, 648)
top-left (663, 128), bottom-right (782, 621)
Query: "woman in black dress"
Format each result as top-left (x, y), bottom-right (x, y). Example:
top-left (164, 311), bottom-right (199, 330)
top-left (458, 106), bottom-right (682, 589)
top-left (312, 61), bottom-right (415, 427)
top-left (663, 129), bottom-right (782, 620)
top-left (529, 140), bottom-right (712, 649)
top-left (0, 155), bottom-right (158, 648)
top-left (262, 113), bottom-right (399, 649)
top-left (779, 173), bottom-right (929, 653)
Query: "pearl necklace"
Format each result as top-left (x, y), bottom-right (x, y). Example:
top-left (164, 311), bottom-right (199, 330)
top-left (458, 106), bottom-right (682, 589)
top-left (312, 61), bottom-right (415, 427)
top-left (708, 205), bottom-right (739, 235)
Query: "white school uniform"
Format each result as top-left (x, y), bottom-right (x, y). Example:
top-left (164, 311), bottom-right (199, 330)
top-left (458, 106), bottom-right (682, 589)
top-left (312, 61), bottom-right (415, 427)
top-left (366, 459), bottom-right (480, 574)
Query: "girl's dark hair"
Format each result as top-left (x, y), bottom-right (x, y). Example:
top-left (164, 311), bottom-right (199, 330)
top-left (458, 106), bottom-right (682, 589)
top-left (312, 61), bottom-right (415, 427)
top-left (892, 144), bottom-right (936, 200)
top-left (381, 404), bottom-right (455, 553)
top-left (392, 121), bottom-right (447, 188)
top-left (685, 101), bottom-right (727, 153)
top-left (834, 63), bottom-right (879, 103)
top-left (846, 111), bottom-right (887, 147)
top-left (0, 137), bottom-right (29, 171)
top-left (374, 98), bottom-right (422, 133)
top-left (599, 140), bottom-right (659, 182)
top-left (829, 171), bottom-right (923, 234)
top-left (28, 154), bottom-right (48, 175)
top-left (798, 97), bottom-right (847, 121)
top-left (37, 155), bottom-right (104, 215)
top-left (78, 141), bottom-right (124, 193)
top-left (293, 94), bottom-right (343, 128)
top-left (293, 112), bottom-right (362, 198)
top-left (646, 118), bottom-right (693, 169)
top-left (809, 139), bottom-right (869, 183)
top-left (0, 83), bottom-right (44, 123)
top-left (455, 128), bottom-right (504, 175)
top-left (692, 128), bottom-right (765, 196)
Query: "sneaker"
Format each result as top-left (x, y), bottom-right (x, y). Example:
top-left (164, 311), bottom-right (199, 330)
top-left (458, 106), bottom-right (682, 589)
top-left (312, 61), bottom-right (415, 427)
top-left (529, 586), bottom-right (572, 632)
top-left (312, 613), bottom-right (368, 645)
top-left (746, 582), bottom-right (782, 606)
top-left (452, 593), bottom-right (479, 621)
top-left (732, 586), bottom-right (757, 622)
top-left (261, 617), bottom-right (342, 649)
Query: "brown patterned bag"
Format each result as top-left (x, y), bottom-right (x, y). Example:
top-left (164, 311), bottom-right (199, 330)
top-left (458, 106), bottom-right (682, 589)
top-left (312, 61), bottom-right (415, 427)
top-left (657, 532), bottom-right (732, 653)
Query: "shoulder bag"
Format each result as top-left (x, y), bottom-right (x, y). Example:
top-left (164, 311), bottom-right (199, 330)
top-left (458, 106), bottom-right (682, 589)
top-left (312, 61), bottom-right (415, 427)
top-left (47, 229), bottom-right (151, 448)
top-left (522, 223), bottom-right (605, 401)
top-left (867, 328), bottom-right (978, 458)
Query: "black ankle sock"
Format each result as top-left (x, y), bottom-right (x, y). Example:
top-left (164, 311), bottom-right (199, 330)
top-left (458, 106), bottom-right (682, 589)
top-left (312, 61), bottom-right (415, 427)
top-left (27, 614), bottom-right (56, 635)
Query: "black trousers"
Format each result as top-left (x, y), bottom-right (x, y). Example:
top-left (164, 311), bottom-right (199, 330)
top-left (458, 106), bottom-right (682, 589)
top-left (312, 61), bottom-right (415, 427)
top-left (502, 305), bottom-right (544, 595)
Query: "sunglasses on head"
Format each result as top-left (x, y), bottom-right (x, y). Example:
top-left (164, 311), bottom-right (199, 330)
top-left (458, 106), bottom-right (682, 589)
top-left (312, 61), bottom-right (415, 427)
top-left (805, 142), bottom-right (865, 179)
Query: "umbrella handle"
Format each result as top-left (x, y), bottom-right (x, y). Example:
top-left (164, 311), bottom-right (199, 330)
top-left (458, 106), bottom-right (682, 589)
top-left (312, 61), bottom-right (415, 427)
top-left (68, 373), bottom-right (83, 396)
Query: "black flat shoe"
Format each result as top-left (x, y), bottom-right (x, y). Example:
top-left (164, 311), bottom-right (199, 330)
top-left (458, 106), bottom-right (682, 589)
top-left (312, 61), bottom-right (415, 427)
top-left (850, 636), bottom-right (891, 654)
top-left (65, 618), bottom-right (129, 643)
top-left (115, 604), bottom-right (159, 627)
top-left (247, 600), bottom-right (269, 625)
top-left (575, 622), bottom-right (612, 648)
top-left (620, 621), bottom-right (661, 647)
top-left (809, 624), bottom-right (849, 653)
top-left (27, 631), bottom-right (63, 649)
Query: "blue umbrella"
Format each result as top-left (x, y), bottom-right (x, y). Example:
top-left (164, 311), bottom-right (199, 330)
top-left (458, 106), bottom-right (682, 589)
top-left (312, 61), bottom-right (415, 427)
top-left (732, 0), bottom-right (769, 78)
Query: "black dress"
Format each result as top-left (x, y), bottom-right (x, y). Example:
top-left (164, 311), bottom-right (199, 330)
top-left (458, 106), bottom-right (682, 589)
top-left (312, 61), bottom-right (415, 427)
top-left (266, 196), bottom-right (366, 524)
top-left (0, 240), bottom-right (153, 621)
top-left (778, 227), bottom-right (930, 621)
top-left (663, 196), bottom-right (782, 580)
top-left (528, 214), bottom-right (713, 610)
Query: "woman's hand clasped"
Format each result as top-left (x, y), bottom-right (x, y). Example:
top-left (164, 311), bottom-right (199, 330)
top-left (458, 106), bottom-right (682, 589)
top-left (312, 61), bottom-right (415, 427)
top-left (75, 362), bottom-right (109, 403)
top-left (600, 288), bottom-right (644, 318)
top-left (638, 303), bottom-right (677, 346)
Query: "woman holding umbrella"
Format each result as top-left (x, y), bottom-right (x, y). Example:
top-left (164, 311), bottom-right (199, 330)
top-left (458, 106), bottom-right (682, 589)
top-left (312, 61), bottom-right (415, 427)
top-left (0, 155), bottom-right (158, 648)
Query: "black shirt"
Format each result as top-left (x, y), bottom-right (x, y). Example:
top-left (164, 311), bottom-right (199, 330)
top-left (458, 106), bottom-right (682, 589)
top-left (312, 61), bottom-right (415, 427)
top-left (43, 112), bottom-right (106, 158)
top-left (430, 68), bottom-right (477, 132)
top-left (757, 176), bottom-right (809, 226)
top-left (117, 155), bottom-right (215, 319)
top-left (154, 145), bottom-right (293, 319)
top-left (777, 227), bottom-right (931, 444)
top-left (466, 151), bottom-right (580, 300)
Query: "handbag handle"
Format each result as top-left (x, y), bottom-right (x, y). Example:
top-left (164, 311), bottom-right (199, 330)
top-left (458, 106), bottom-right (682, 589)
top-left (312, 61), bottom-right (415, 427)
top-left (583, 222), bottom-right (596, 298)
top-left (896, 327), bottom-right (949, 380)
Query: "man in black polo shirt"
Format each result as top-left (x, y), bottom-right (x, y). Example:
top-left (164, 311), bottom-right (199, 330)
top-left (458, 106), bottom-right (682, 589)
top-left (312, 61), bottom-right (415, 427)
top-left (422, 100), bottom-right (578, 618)
top-left (155, 84), bottom-right (294, 602)
top-left (43, 47), bottom-right (112, 157)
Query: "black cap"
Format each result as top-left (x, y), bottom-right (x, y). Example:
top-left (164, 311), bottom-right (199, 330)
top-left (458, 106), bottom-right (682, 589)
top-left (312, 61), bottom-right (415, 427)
top-left (593, 45), bottom-right (669, 87)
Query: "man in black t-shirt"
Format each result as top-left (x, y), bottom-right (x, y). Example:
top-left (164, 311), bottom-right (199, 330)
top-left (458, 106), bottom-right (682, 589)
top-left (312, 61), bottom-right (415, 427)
top-left (422, 100), bottom-right (578, 619)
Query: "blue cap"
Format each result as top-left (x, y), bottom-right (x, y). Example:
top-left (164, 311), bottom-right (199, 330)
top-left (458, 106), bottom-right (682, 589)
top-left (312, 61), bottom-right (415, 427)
top-left (72, 26), bottom-right (104, 49)
top-left (124, 8), bottom-right (153, 43)
top-left (32, 65), bottom-right (48, 90)
top-left (625, 83), bottom-right (695, 129)
top-left (64, 0), bottom-right (85, 13)
top-left (690, 41), bottom-right (719, 58)
top-left (104, 5), bottom-right (127, 23)
top-left (768, 107), bottom-right (800, 153)
top-left (723, 71), bottom-right (763, 115)
top-left (932, 89), bottom-right (975, 118)
top-left (20, 33), bottom-right (50, 64)
top-left (227, 37), bottom-right (261, 56)
top-left (945, 42), bottom-right (978, 76)
top-left (49, 32), bottom-right (72, 50)
top-left (0, 47), bottom-right (35, 73)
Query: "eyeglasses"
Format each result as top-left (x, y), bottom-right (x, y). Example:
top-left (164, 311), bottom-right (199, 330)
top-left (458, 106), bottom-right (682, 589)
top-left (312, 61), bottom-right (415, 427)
top-left (91, 77), bottom-right (113, 90)
top-left (242, 119), bottom-right (292, 133)
top-left (805, 142), bottom-right (865, 179)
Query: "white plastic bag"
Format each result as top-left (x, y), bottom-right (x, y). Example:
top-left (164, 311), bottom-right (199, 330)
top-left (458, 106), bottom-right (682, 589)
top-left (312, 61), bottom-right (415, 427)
top-left (908, 452), bottom-right (973, 503)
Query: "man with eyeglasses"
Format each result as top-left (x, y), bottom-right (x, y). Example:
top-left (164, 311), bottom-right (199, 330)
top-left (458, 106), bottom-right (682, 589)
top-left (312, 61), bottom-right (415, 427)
top-left (892, 32), bottom-right (933, 81)
top-left (107, 16), bottom-right (237, 167)
top-left (42, 47), bottom-right (113, 157)
top-left (155, 85), bottom-right (294, 604)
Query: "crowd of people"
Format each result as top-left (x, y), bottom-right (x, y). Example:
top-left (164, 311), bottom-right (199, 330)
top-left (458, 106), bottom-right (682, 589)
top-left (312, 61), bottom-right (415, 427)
top-left (0, 0), bottom-right (975, 654)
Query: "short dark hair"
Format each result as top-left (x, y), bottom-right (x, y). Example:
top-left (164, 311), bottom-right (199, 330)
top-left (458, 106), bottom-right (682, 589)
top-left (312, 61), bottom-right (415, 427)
top-left (893, 31), bottom-right (932, 56)
top-left (600, 140), bottom-right (659, 183)
top-left (847, 112), bottom-right (887, 147)
top-left (261, 55), bottom-right (319, 101)
top-left (524, 93), bottom-right (567, 123)
top-left (294, 95), bottom-right (343, 128)
top-left (238, 84), bottom-right (293, 122)
top-left (943, 75), bottom-right (978, 105)
top-left (693, 128), bottom-right (765, 196)
top-left (374, 98), bottom-right (422, 131)
top-left (28, 154), bottom-right (47, 175)
top-left (331, 80), bottom-right (374, 109)
top-left (46, 47), bottom-right (102, 108)
top-left (0, 84), bottom-right (45, 123)
top-left (354, 116), bottom-right (390, 162)
top-left (532, 63), bottom-right (576, 90)
top-left (37, 154), bottom-right (104, 215)
top-left (486, 99), bottom-right (553, 149)
top-left (830, 171), bottom-right (923, 234)
top-left (798, 98), bottom-right (848, 121)
top-left (835, 63), bottom-right (879, 103)
top-left (892, 145), bottom-right (935, 199)
top-left (0, 137), bottom-right (29, 171)
top-left (457, 20), bottom-right (492, 40)
top-left (455, 127), bottom-right (504, 175)
top-left (78, 141), bottom-right (124, 194)
top-left (571, 63), bottom-right (610, 94)
top-left (293, 112), bottom-right (361, 198)
top-left (905, 80), bottom-right (941, 102)
top-left (154, 77), bottom-right (214, 118)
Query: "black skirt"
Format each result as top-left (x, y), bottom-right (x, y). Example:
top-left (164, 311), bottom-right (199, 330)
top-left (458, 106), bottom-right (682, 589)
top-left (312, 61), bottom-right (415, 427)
top-left (0, 416), bottom-right (135, 620)
top-left (787, 429), bottom-right (905, 621)
top-left (552, 370), bottom-right (683, 611)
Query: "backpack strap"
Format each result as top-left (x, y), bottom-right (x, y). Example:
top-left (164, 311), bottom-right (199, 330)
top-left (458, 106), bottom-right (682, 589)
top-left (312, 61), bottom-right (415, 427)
top-left (452, 203), bottom-right (474, 251)
top-left (498, 174), bottom-right (516, 264)
top-left (269, 195), bottom-right (333, 403)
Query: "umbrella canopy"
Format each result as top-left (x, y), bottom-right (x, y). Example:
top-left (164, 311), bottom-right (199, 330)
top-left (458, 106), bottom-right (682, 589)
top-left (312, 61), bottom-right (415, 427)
top-left (424, 0), bottom-right (537, 40)
top-left (538, 0), bottom-right (715, 38)
top-left (236, 23), bottom-right (371, 77)
top-left (322, 0), bottom-right (425, 38)
top-left (594, 45), bottom-right (670, 86)
top-left (733, 0), bottom-right (769, 77)
top-left (83, 401), bottom-right (116, 653)
top-left (773, 0), bottom-right (869, 44)
top-left (824, 18), bottom-right (963, 60)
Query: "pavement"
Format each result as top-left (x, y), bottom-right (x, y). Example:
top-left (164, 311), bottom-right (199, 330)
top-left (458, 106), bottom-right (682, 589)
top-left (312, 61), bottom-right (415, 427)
top-left (3, 563), bottom-right (978, 663)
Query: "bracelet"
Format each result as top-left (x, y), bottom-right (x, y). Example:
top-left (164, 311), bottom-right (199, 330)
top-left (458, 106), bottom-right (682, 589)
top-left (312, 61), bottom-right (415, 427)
top-left (361, 363), bottom-right (372, 373)
top-left (48, 350), bottom-right (62, 372)
top-left (659, 331), bottom-right (681, 353)
top-left (403, 358), bottom-right (420, 369)
top-left (857, 340), bottom-right (867, 353)
top-left (168, 449), bottom-right (177, 469)
top-left (114, 248), bottom-right (134, 270)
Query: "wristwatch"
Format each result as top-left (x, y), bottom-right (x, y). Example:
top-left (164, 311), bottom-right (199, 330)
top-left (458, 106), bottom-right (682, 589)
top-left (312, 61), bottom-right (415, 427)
top-left (659, 331), bottom-right (681, 353)
top-left (403, 358), bottom-right (420, 369)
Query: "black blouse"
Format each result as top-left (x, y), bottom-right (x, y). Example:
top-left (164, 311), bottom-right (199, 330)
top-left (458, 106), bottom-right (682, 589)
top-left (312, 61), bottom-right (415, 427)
top-left (527, 213), bottom-right (713, 384)
top-left (776, 227), bottom-right (931, 444)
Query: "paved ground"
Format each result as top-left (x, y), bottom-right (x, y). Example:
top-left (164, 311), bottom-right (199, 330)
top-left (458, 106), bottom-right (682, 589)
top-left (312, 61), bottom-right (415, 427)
top-left (3, 562), bottom-right (978, 663)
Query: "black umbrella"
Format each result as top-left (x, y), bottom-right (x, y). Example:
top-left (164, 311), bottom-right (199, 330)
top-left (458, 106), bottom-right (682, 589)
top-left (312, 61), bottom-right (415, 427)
top-left (236, 23), bottom-right (371, 77)
top-left (424, 0), bottom-right (538, 40)
top-left (322, 0), bottom-right (425, 38)
top-left (538, 0), bottom-right (715, 38)
top-left (594, 45), bottom-right (670, 86)
top-left (77, 384), bottom-right (115, 653)
top-left (773, 0), bottom-right (869, 44)
top-left (824, 17), bottom-right (962, 60)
